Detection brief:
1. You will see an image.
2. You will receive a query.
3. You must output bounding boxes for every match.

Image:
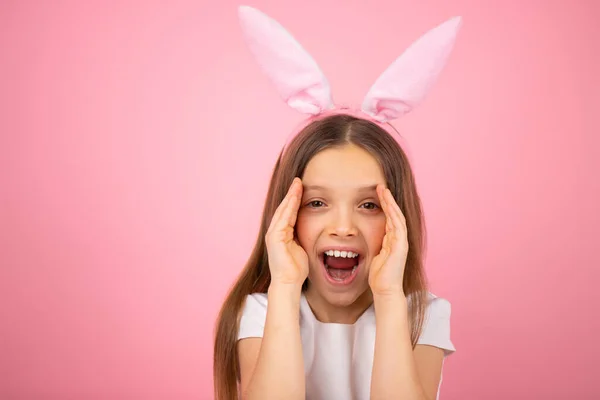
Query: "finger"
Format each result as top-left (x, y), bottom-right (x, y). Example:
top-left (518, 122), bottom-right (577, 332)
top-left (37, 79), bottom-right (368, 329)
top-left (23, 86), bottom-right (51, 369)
top-left (385, 189), bottom-right (406, 233)
top-left (382, 231), bottom-right (393, 250)
top-left (377, 184), bottom-right (388, 215)
top-left (377, 185), bottom-right (395, 228)
top-left (268, 179), bottom-right (298, 233)
top-left (288, 181), bottom-right (303, 227)
top-left (275, 179), bottom-right (302, 232)
top-left (279, 186), bottom-right (300, 230)
top-left (268, 195), bottom-right (291, 234)
top-left (376, 185), bottom-right (395, 234)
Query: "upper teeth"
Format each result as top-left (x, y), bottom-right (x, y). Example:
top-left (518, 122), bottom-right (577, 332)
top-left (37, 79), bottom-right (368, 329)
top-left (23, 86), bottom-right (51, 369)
top-left (324, 250), bottom-right (359, 258)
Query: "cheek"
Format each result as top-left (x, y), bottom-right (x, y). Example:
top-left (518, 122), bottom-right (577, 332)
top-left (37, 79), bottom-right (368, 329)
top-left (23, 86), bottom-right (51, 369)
top-left (364, 219), bottom-right (387, 252)
top-left (295, 214), bottom-right (317, 249)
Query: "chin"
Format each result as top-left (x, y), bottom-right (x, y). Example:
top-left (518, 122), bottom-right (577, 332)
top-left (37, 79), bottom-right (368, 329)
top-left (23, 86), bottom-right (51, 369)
top-left (308, 269), bottom-right (370, 307)
top-left (322, 288), bottom-right (365, 307)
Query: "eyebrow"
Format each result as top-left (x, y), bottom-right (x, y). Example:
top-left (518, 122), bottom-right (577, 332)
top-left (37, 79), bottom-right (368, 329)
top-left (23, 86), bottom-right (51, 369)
top-left (303, 184), bottom-right (379, 192)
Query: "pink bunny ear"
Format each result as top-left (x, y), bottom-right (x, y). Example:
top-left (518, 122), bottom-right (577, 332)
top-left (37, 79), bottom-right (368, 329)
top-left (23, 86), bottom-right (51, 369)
top-left (361, 16), bottom-right (463, 123)
top-left (238, 5), bottom-right (334, 115)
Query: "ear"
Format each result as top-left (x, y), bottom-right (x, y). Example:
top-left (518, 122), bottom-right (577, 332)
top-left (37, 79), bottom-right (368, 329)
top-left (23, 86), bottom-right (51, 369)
top-left (238, 5), bottom-right (334, 115)
top-left (361, 16), bottom-right (462, 123)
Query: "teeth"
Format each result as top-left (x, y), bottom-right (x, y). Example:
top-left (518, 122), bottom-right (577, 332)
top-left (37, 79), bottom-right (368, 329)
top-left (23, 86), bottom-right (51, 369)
top-left (324, 250), bottom-right (359, 258)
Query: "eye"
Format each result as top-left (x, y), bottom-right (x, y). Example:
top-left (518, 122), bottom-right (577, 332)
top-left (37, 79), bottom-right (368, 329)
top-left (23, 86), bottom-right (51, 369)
top-left (307, 200), bottom-right (325, 208)
top-left (360, 202), bottom-right (380, 210)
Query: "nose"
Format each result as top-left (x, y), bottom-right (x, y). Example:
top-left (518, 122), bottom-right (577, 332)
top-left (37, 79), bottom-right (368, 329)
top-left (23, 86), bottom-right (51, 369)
top-left (327, 207), bottom-right (358, 237)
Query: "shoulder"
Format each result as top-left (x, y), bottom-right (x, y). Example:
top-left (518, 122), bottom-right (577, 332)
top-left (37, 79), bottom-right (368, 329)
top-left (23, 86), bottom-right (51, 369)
top-left (237, 292), bottom-right (268, 340)
top-left (414, 291), bottom-right (456, 356)
top-left (424, 292), bottom-right (452, 318)
top-left (241, 292), bottom-right (268, 313)
top-left (407, 291), bottom-right (452, 316)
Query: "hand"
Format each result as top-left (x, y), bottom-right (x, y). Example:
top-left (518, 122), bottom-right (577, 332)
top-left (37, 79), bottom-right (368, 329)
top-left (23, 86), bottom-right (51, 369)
top-left (265, 177), bottom-right (309, 286)
top-left (368, 184), bottom-right (409, 297)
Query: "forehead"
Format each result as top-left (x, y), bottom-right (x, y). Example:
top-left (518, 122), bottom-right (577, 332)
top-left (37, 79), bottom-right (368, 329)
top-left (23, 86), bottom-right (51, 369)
top-left (302, 144), bottom-right (385, 186)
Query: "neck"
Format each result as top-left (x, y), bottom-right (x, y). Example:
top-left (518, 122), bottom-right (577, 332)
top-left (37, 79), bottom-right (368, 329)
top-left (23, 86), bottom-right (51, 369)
top-left (303, 285), bottom-right (373, 324)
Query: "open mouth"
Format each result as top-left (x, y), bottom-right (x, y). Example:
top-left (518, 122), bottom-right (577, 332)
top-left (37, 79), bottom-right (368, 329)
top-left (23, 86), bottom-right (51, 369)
top-left (319, 249), bottom-right (362, 285)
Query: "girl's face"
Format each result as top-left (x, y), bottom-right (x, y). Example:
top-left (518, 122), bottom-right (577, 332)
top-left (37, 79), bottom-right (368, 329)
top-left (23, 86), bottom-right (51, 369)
top-left (296, 144), bottom-right (387, 309)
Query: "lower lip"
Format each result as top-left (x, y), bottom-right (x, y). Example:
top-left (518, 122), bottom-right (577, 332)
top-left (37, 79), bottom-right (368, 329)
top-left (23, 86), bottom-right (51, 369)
top-left (320, 255), bottom-right (361, 286)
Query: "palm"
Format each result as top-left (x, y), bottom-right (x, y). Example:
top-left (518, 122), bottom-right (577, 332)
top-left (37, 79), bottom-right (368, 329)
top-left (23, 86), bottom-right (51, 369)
top-left (266, 178), bottom-right (309, 286)
top-left (287, 240), bottom-right (309, 281)
top-left (369, 185), bottom-right (408, 296)
top-left (369, 230), bottom-right (404, 293)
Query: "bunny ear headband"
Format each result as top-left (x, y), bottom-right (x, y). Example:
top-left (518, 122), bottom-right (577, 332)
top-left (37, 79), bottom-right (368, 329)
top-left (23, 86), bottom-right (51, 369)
top-left (237, 5), bottom-right (462, 150)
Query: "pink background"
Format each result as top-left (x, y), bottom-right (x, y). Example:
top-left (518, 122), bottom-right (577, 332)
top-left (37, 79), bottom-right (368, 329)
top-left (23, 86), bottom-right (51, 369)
top-left (1, 0), bottom-right (598, 399)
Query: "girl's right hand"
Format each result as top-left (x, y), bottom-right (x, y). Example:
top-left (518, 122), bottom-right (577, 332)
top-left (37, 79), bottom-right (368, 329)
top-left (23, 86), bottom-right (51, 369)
top-left (265, 177), bottom-right (309, 286)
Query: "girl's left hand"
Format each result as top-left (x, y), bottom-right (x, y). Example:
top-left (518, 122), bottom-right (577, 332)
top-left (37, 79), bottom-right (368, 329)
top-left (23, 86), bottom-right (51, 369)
top-left (368, 184), bottom-right (409, 297)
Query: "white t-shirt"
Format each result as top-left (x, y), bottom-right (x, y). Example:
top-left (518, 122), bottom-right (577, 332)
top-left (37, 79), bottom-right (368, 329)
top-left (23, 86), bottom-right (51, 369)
top-left (237, 291), bottom-right (456, 400)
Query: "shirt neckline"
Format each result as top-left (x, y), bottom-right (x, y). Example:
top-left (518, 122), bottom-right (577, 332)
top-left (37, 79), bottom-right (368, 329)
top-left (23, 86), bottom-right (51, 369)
top-left (300, 292), bottom-right (374, 327)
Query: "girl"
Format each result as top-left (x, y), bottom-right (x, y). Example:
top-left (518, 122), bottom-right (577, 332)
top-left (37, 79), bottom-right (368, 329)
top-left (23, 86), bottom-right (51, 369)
top-left (214, 6), bottom-right (462, 400)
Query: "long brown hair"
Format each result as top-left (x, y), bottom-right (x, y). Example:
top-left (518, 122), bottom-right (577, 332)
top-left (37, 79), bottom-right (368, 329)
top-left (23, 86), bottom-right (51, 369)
top-left (213, 113), bottom-right (429, 399)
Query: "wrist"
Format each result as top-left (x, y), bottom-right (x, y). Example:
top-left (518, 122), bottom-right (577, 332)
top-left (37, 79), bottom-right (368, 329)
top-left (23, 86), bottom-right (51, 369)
top-left (268, 281), bottom-right (303, 299)
top-left (373, 291), bottom-right (408, 313)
